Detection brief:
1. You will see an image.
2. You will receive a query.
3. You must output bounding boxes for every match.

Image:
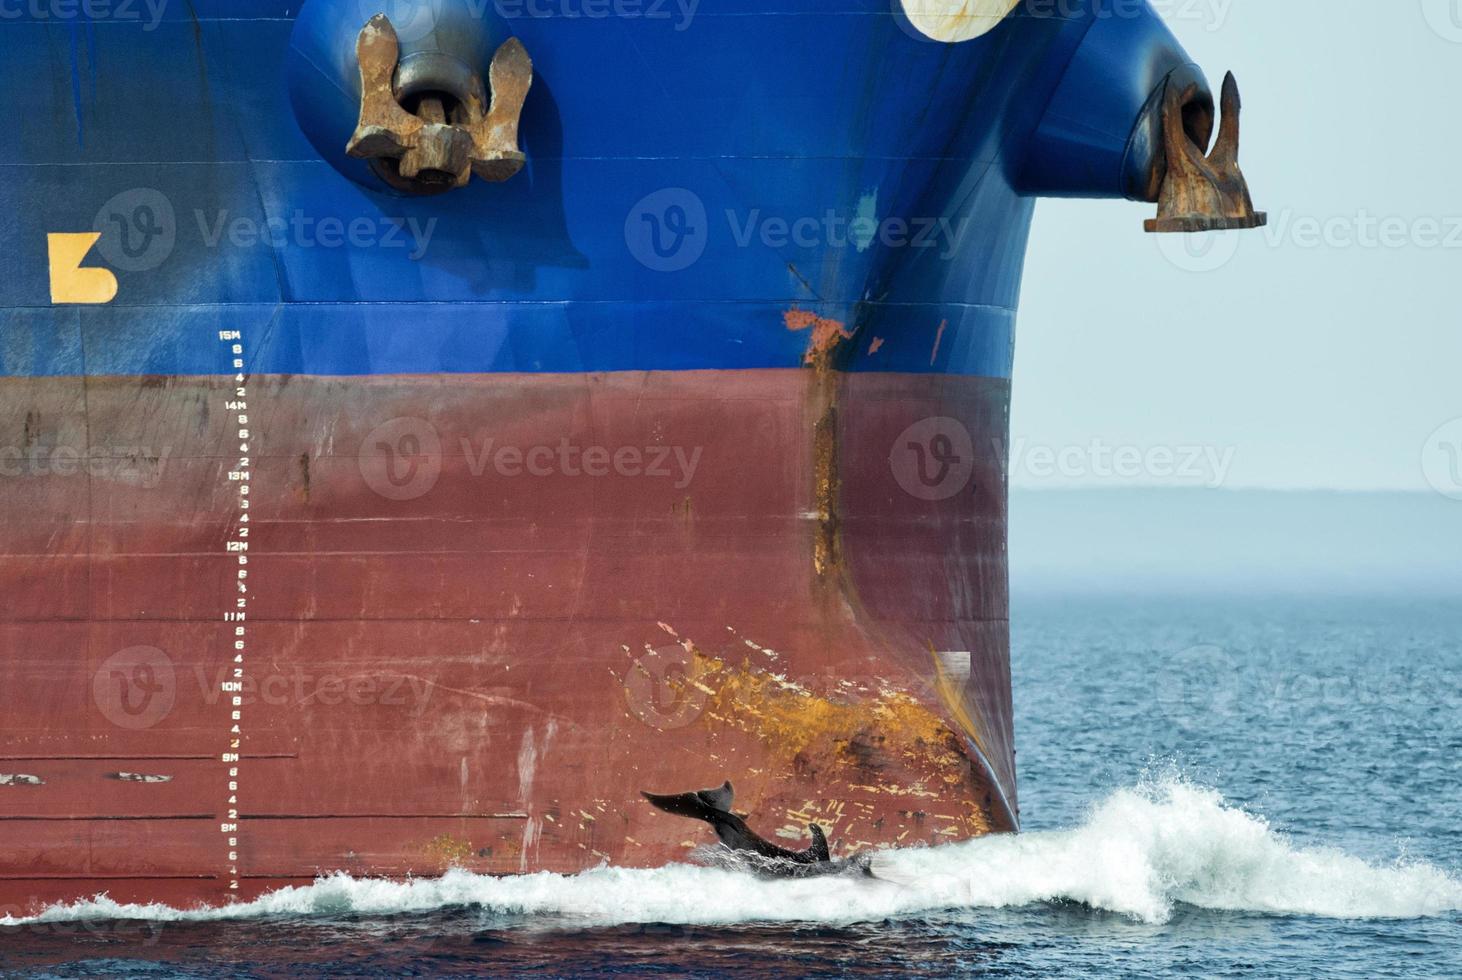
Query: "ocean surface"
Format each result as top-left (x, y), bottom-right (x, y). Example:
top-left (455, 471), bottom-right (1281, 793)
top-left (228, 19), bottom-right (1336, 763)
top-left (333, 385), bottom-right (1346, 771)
top-left (3, 596), bottom-right (1459, 978)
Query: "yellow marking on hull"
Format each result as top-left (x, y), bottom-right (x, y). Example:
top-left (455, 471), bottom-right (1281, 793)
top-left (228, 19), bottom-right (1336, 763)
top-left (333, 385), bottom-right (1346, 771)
top-left (47, 232), bottom-right (118, 305)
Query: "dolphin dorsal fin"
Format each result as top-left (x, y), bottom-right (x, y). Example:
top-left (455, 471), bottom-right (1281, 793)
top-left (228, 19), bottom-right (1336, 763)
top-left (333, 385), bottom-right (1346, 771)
top-left (806, 824), bottom-right (830, 863)
top-left (699, 781), bottom-right (734, 813)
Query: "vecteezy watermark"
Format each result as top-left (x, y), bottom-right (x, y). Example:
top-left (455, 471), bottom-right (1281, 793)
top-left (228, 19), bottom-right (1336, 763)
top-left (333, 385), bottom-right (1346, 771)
top-left (0, 909), bottom-right (165, 945)
top-left (195, 211), bottom-right (437, 261)
top-left (1000, 438), bottom-right (1237, 488)
top-left (458, 439), bottom-right (701, 488)
top-left (893, 0), bottom-right (1234, 44)
top-left (1422, 417), bottom-right (1462, 501)
top-left (94, 188), bottom-right (178, 273)
top-left (358, 417), bottom-right (704, 502)
top-left (1421, 0), bottom-right (1462, 42)
top-left (1158, 209), bottom-right (1462, 272)
top-left (92, 647), bottom-right (436, 730)
top-left (0, 444), bottom-right (171, 486)
top-left (890, 417), bottom-right (977, 502)
top-left (625, 188), bottom-right (709, 273)
top-left (625, 187), bottom-right (976, 272)
top-left (493, 0), bottom-right (699, 31)
top-left (724, 210), bottom-right (973, 261)
top-left (1154, 644), bottom-right (1241, 730)
top-left (356, 415), bottom-right (441, 503)
top-left (93, 646), bottom-right (177, 731)
top-left (623, 644), bottom-right (708, 730)
top-left (1155, 644), bottom-right (1446, 731)
top-left (362, 0), bottom-right (700, 40)
top-left (358, 0), bottom-right (443, 43)
top-left (91, 187), bottom-right (438, 273)
top-left (0, 0), bottom-right (168, 30)
top-left (192, 666), bottom-right (436, 717)
top-left (1154, 227), bottom-right (1243, 274)
top-left (1027, 0), bottom-right (1235, 30)
top-left (358, 417), bottom-right (445, 502)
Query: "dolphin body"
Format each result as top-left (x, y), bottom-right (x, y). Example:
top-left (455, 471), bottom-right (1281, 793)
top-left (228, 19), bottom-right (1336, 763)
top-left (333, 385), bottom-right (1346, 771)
top-left (642, 781), bottom-right (874, 879)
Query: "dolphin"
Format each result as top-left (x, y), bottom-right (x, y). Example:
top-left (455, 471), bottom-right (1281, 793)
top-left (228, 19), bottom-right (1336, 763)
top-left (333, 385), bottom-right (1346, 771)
top-left (642, 780), bottom-right (874, 878)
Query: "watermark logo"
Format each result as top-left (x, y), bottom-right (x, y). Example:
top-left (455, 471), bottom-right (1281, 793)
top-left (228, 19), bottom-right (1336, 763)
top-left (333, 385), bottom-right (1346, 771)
top-left (358, 417), bottom-right (705, 502)
top-left (726, 210), bottom-right (972, 260)
top-left (891, 0), bottom-right (1022, 44)
top-left (460, 438), bottom-right (701, 487)
top-left (1421, 0), bottom-right (1462, 42)
top-left (890, 417), bottom-right (976, 501)
top-left (624, 645), bottom-right (707, 730)
top-left (1027, 0), bottom-right (1236, 31)
top-left (1155, 227), bottom-right (1242, 274)
top-left (1422, 417), bottom-right (1462, 500)
top-left (358, 417), bottom-right (444, 502)
top-left (93, 646), bottom-right (176, 731)
top-left (1155, 645), bottom-right (1444, 731)
top-left (194, 667), bottom-right (435, 716)
top-left (93, 188), bottom-right (177, 273)
top-left (1148, 0), bottom-right (1235, 31)
top-left (90, 187), bottom-right (438, 275)
top-left (359, 0), bottom-right (443, 43)
top-left (889, 0), bottom-right (940, 44)
top-left (625, 188), bottom-right (708, 273)
top-left (495, 0), bottom-right (699, 30)
top-left (195, 211), bottom-right (436, 260)
top-left (895, 0), bottom-right (1235, 40)
top-left (627, 187), bottom-right (977, 272)
top-left (0, 911), bottom-right (165, 946)
top-left (1154, 644), bottom-right (1241, 730)
top-left (0, 444), bottom-right (171, 487)
top-left (1002, 438), bottom-right (1236, 488)
top-left (1158, 210), bottom-right (1462, 273)
top-left (0, 0), bottom-right (169, 31)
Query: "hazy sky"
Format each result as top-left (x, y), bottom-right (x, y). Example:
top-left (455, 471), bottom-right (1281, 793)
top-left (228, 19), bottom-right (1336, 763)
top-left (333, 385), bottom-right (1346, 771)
top-left (1012, 1), bottom-right (1462, 492)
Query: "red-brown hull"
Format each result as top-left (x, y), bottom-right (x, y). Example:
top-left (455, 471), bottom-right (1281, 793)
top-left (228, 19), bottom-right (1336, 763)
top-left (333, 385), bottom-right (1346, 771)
top-left (0, 368), bottom-right (1014, 915)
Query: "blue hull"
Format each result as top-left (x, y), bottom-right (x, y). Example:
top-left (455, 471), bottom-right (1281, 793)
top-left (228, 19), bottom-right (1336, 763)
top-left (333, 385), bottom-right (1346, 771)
top-left (3, 0), bottom-right (1199, 378)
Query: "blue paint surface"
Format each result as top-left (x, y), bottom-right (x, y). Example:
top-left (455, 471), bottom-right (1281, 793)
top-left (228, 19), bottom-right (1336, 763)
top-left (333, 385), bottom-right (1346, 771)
top-left (0, 1), bottom-right (1196, 378)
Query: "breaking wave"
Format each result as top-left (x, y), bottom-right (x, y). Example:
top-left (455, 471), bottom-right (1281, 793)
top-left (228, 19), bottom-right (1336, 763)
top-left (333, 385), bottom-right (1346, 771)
top-left (7, 778), bottom-right (1459, 928)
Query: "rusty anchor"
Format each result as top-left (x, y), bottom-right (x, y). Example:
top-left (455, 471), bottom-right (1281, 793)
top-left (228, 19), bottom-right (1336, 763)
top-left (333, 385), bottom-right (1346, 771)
top-left (1146, 72), bottom-right (1265, 233)
top-left (346, 13), bottom-right (532, 194)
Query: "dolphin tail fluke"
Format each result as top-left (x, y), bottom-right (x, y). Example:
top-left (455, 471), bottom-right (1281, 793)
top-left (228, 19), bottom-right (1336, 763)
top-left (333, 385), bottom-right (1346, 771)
top-left (700, 781), bottom-right (735, 813)
top-left (641, 780), bottom-right (736, 823)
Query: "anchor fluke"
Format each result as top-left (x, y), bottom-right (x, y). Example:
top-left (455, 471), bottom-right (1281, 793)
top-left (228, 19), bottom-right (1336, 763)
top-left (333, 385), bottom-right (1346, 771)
top-left (1145, 72), bottom-right (1266, 233)
top-left (346, 13), bottom-right (532, 195)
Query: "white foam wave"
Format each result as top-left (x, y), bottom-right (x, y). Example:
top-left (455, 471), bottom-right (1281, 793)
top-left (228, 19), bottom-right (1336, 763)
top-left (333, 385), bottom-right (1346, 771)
top-left (7, 779), bottom-right (1459, 928)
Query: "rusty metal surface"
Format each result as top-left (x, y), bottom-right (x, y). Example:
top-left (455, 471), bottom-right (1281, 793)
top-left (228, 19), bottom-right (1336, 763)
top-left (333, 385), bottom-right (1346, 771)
top-left (345, 14), bottom-right (531, 194)
top-left (1146, 72), bottom-right (1267, 234)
